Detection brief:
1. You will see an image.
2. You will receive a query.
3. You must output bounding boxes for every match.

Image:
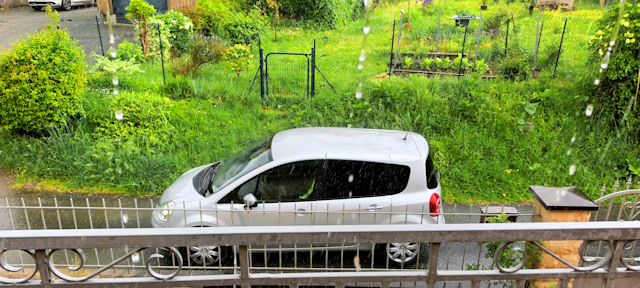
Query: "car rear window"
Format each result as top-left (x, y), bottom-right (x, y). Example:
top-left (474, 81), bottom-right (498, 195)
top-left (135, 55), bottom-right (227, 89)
top-left (318, 160), bottom-right (410, 199)
top-left (426, 153), bottom-right (438, 189)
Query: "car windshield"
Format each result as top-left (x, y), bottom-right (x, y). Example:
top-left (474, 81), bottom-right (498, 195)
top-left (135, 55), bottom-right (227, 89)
top-left (210, 135), bottom-right (273, 193)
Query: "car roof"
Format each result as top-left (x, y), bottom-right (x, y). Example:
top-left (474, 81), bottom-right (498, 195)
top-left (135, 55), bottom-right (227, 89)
top-left (270, 127), bottom-right (426, 163)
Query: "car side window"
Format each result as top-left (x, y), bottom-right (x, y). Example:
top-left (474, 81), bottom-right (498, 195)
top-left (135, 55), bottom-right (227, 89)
top-left (319, 160), bottom-right (410, 199)
top-left (219, 160), bottom-right (322, 203)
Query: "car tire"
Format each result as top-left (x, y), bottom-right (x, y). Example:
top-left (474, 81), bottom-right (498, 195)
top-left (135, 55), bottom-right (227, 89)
top-left (31, 6), bottom-right (42, 10)
top-left (381, 242), bottom-right (429, 268)
top-left (57, 0), bottom-right (71, 11)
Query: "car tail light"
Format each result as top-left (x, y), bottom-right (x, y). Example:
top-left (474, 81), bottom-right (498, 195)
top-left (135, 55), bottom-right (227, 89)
top-left (429, 193), bottom-right (441, 217)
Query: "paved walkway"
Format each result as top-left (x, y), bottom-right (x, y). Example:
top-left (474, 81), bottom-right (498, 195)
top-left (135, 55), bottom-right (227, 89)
top-left (0, 5), bottom-right (134, 60)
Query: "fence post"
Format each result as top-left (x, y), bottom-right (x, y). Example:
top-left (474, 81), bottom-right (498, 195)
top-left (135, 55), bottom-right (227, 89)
top-left (553, 18), bottom-right (567, 79)
top-left (311, 39), bottom-right (316, 98)
top-left (157, 23), bottom-right (166, 85)
top-left (504, 19), bottom-right (510, 57)
top-left (529, 185), bottom-right (598, 288)
top-left (96, 16), bottom-right (105, 57)
top-left (458, 24), bottom-right (469, 79)
top-left (474, 12), bottom-right (483, 66)
top-left (388, 20), bottom-right (396, 77)
top-left (259, 39), bottom-right (265, 104)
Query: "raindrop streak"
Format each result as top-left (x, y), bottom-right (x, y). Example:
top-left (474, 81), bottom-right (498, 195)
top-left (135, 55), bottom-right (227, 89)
top-left (131, 252), bottom-right (140, 263)
top-left (355, 88), bottom-right (363, 99)
top-left (350, 0), bottom-right (372, 128)
top-left (122, 214), bottom-right (129, 224)
top-left (363, 26), bottom-right (370, 34)
top-left (585, 104), bottom-right (594, 117)
top-left (113, 89), bottom-right (119, 96)
top-left (570, 136), bottom-right (576, 143)
top-left (115, 110), bottom-right (124, 121)
top-left (110, 50), bottom-right (117, 58)
top-left (569, 165), bottom-right (577, 176)
top-left (359, 50), bottom-right (366, 62)
top-left (594, 79), bottom-right (600, 86)
top-left (566, 149), bottom-right (571, 156)
top-left (109, 35), bottom-right (115, 45)
top-left (358, 64), bottom-right (364, 70)
top-left (353, 255), bottom-right (361, 271)
top-left (112, 76), bottom-right (119, 86)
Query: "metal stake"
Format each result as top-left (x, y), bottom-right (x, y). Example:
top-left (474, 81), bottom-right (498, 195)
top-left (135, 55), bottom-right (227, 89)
top-left (553, 18), bottom-right (568, 78)
top-left (505, 19), bottom-right (510, 57)
top-left (533, 11), bottom-right (541, 69)
top-left (96, 16), bottom-right (105, 56)
top-left (458, 24), bottom-right (469, 79)
top-left (388, 20), bottom-right (396, 76)
top-left (434, 11), bottom-right (441, 69)
top-left (158, 23), bottom-right (166, 85)
top-left (395, 10), bottom-right (405, 64)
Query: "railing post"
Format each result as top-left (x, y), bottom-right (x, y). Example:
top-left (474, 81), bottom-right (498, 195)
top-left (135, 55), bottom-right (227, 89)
top-left (426, 242), bottom-right (440, 288)
top-left (239, 245), bottom-right (250, 288)
top-left (35, 249), bottom-right (52, 287)
top-left (529, 186), bottom-right (599, 288)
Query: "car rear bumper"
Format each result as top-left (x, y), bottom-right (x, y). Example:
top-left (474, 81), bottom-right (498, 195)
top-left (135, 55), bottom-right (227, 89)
top-left (28, 0), bottom-right (61, 7)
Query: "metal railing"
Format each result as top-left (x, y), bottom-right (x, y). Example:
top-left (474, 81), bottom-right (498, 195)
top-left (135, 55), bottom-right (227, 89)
top-left (1, 222), bottom-right (640, 287)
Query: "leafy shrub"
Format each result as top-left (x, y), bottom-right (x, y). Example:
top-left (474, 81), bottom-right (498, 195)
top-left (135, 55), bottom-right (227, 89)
top-left (483, 6), bottom-right (510, 32)
top-left (93, 91), bottom-right (176, 147)
top-left (589, 0), bottom-right (640, 135)
top-left (190, 0), bottom-right (265, 44)
top-left (89, 52), bottom-right (143, 76)
top-left (474, 59), bottom-right (490, 75)
top-left (0, 7), bottom-right (85, 134)
top-left (498, 54), bottom-right (529, 81)
top-left (143, 18), bottom-right (172, 62)
top-left (115, 40), bottom-right (144, 63)
top-left (277, 0), bottom-right (363, 29)
top-left (126, 0), bottom-right (156, 58)
top-left (169, 34), bottom-right (226, 77)
top-left (154, 10), bottom-right (194, 55)
top-left (224, 44), bottom-right (253, 79)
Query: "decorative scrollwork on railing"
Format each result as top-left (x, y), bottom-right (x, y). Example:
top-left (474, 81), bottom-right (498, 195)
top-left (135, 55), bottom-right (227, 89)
top-left (47, 247), bottom-right (182, 282)
top-left (493, 242), bottom-right (527, 273)
top-left (0, 249), bottom-right (38, 284)
top-left (493, 240), bottom-right (614, 273)
top-left (621, 240), bottom-right (640, 271)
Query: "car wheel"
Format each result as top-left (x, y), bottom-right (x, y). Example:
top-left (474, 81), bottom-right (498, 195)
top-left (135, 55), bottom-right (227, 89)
top-left (385, 242), bottom-right (428, 267)
top-left (58, 0), bottom-right (71, 11)
top-left (31, 6), bottom-right (42, 10)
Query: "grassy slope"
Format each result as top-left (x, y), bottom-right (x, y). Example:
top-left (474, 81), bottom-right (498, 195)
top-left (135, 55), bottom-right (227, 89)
top-left (1, 0), bottom-right (635, 203)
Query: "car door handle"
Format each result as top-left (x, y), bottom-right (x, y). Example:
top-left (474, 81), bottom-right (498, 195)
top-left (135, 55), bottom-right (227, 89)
top-left (367, 204), bottom-right (384, 211)
top-left (296, 209), bottom-right (307, 216)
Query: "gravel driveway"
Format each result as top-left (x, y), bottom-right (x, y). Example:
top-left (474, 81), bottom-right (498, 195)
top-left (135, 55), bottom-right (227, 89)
top-left (0, 5), bottom-right (134, 60)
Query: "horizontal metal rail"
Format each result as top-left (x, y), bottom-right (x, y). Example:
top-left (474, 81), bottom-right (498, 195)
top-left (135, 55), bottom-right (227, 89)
top-left (1, 222), bottom-right (640, 287)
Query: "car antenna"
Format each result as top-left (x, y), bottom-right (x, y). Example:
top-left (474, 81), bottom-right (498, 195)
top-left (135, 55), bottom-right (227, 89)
top-left (402, 133), bottom-right (409, 140)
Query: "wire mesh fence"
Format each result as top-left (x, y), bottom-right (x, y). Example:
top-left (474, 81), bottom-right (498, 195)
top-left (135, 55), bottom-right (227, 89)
top-left (265, 53), bottom-right (311, 100)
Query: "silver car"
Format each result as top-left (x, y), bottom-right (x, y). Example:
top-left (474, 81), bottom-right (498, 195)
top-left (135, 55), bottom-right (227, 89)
top-left (153, 127), bottom-right (444, 266)
top-left (28, 0), bottom-right (93, 11)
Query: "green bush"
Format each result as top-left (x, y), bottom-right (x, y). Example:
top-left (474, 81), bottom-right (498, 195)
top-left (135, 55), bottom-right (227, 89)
top-left (143, 18), bottom-right (172, 62)
top-left (163, 76), bottom-right (196, 100)
top-left (92, 91), bottom-right (176, 147)
top-left (223, 44), bottom-right (253, 79)
top-left (277, 0), bottom-right (363, 29)
top-left (0, 8), bottom-right (85, 134)
top-left (169, 34), bottom-right (226, 77)
top-left (115, 40), bottom-right (144, 63)
top-left (192, 0), bottom-right (265, 44)
top-left (589, 0), bottom-right (640, 135)
top-left (154, 10), bottom-right (194, 55)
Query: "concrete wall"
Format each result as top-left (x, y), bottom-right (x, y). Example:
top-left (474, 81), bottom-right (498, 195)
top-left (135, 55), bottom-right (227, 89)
top-left (0, 0), bottom-right (27, 7)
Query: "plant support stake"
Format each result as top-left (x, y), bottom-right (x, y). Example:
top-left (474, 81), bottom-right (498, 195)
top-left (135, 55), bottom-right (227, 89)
top-left (474, 12), bottom-right (483, 66)
top-left (96, 16), bottom-right (105, 57)
top-left (434, 11), bottom-right (441, 70)
top-left (533, 11), bottom-right (541, 69)
top-left (388, 20), bottom-right (396, 77)
top-left (458, 24), bottom-right (469, 79)
top-left (158, 24), bottom-right (166, 85)
top-left (504, 19), bottom-right (510, 57)
top-left (395, 10), bottom-right (405, 65)
top-left (553, 18), bottom-right (567, 79)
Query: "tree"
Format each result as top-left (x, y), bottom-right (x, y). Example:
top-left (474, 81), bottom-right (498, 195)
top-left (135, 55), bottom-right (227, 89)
top-left (126, 0), bottom-right (156, 59)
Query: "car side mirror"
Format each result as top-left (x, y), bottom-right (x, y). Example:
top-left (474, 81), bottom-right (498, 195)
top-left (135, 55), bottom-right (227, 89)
top-left (243, 193), bottom-right (257, 210)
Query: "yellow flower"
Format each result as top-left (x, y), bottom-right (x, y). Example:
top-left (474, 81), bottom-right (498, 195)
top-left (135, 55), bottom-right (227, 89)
top-left (627, 38), bottom-right (631, 44)
top-left (632, 38), bottom-right (636, 43)
top-left (505, 169), bottom-right (513, 174)
top-left (599, 49), bottom-right (603, 56)
top-left (502, 193), bottom-right (507, 197)
top-left (623, 21), bottom-right (630, 27)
